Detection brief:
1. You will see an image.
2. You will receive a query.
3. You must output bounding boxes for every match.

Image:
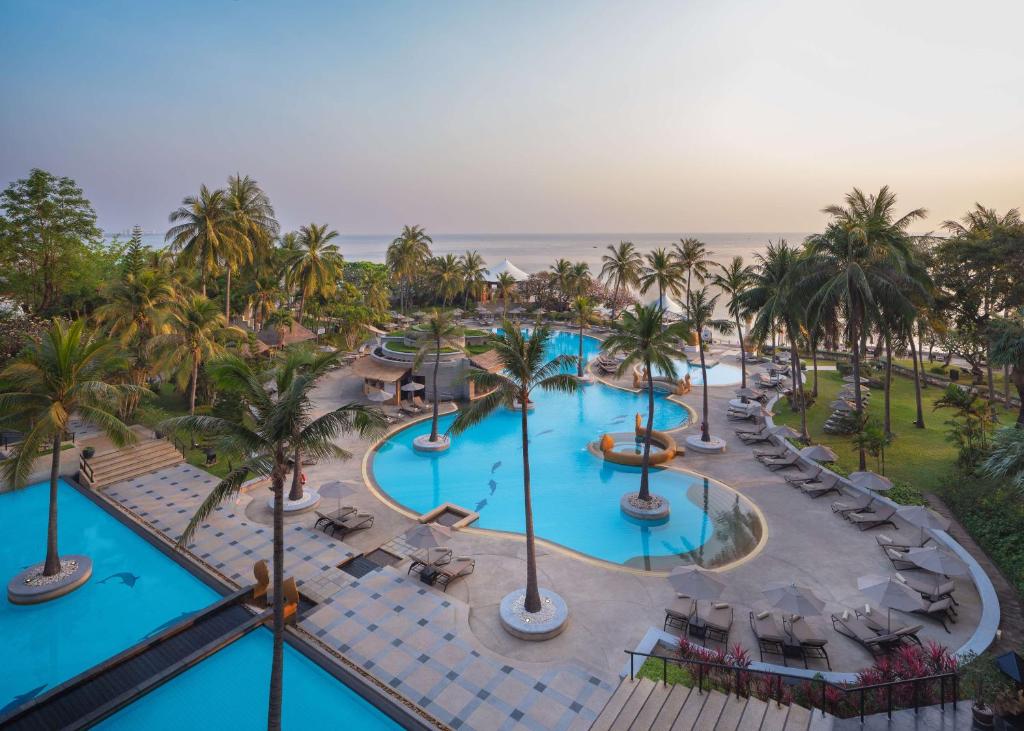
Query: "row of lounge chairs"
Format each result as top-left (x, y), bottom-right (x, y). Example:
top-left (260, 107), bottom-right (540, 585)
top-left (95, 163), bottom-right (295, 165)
top-left (831, 608), bottom-right (923, 656)
top-left (663, 596), bottom-right (734, 647)
top-left (749, 610), bottom-right (830, 669)
top-left (407, 546), bottom-right (476, 591)
top-left (313, 507), bottom-right (375, 538)
top-left (594, 354), bottom-right (622, 375)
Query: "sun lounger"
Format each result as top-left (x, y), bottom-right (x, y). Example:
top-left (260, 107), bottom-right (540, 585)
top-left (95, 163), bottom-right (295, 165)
top-left (882, 548), bottom-right (918, 571)
top-left (694, 601), bottom-right (733, 646)
top-left (282, 576), bottom-right (301, 622)
top-left (433, 556), bottom-right (475, 591)
top-left (664, 596), bottom-right (695, 633)
top-left (737, 430), bottom-right (774, 444)
top-left (833, 495), bottom-right (875, 517)
top-left (831, 612), bottom-right (904, 656)
top-left (855, 608), bottom-right (924, 646)
top-left (323, 511), bottom-right (374, 538)
top-left (735, 420), bottom-right (769, 436)
top-left (800, 474), bottom-right (842, 499)
top-left (848, 504), bottom-right (897, 531)
top-left (313, 507), bottom-right (357, 533)
top-left (876, 533), bottom-right (932, 550)
top-left (904, 595), bottom-right (956, 632)
top-left (408, 547), bottom-right (453, 576)
top-left (897, 571), bottom-right (958, 605)
top-left (784, 466), bottom-right (823, 486)
top-left (749, 611), bottom-right (788, 664)
top-left (761, 452), bottom-right (802, 471)
top-left (755, 445), bottom-right (789, 460)
top-left (785, 616), bottom-right (831, 670)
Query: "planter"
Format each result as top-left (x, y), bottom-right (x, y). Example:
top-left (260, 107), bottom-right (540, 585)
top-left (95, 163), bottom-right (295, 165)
top-left (81, 447), bottom-right (95, 460)
top-left (973, 703), bottom-right (994, 728)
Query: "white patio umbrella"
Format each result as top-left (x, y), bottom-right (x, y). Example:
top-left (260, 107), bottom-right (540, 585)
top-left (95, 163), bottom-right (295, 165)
top-left (769, 425), bottom-right (801, 439)
top-left (667, 566), bottom-right (726, 601)
top-left (405, 523), bottom-right (452, 549)
top-left (401, 382), bottom-right (425, 392)
top-left (857, 574), bottom-right (922, 632)
top-left (762, 582), bottom-right (826, 618)
top-left (799, 445), bottom-right (838, 462)
top-left (829, 400), bottom-right (856, 412)
top-left (849, 471), bottom-right (893, 492)
top-left (896, 506), bottom-right (951, 533)
top-left (901, 546), bottom-right (968, 577)
top-left (367, 389), bottom-right (392, 402)
top-left (319, 480), bottom-right (357, 512)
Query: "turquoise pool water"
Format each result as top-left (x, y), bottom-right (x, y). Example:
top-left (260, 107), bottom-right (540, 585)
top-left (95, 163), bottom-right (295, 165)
top-left (98, 629), bottom-right (398, 730)
top-left (372, 331), bottom-right (762, 570)
top-left (0, 480), bottom-right (220, 715)
top-left (664, 357), bottom-right (743, 386)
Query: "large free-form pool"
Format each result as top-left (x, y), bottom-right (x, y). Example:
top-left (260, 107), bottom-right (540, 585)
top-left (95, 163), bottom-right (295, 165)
top-left (371, 331), bottom-right (762, 570)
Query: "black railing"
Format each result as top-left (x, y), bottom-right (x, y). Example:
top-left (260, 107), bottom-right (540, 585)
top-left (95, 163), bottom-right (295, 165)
top-left (79, 456), bottom-right (94, 484)
top-left (625, 649), bottom-right (958, 722)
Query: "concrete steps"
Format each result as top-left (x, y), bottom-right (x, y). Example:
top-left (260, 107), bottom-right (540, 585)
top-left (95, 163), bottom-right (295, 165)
top-left (80, 438), bottom-right (184, 488)
top-left (591, 678), bottom-right (834, 731)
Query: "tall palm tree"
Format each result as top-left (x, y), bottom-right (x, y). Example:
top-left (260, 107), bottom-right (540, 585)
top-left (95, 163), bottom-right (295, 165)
top-left (600, 241), bottom-right (644, 320)
top-left (152, 295), bottom-right (235, 415)
top-left (989, 310), bottom-right (1024, 426)
top-left (711, 257), bottom-right (755, 388)
top-left (494, 272), bottom-right (517, 319)
top-left (803, 187), bottom-right (926, 467)
top-left (568, 261), bottom-right (591, 298)
top-left (684, 288), bottom-right (734, 442)
top-left (674, 238), bottom-right (712, 318)
top-left (287, 223), bottom-right (343, 330)
top-left (225, 174), bottom-right (278, 320)
top-left (448, 326), bottom-right (578, 613)
top-left (0, 320), bottom-right (136, 576)
top-left (387, 225), bottom-right (432, 313)
top-left (413, 310), bottom-right (464, 443)
top-left (601, 305), bottom-right (688, 501)
top-left (550, 258), bottom-right (574, 310)
top-left (166, 185), bottom-right (238, 296)
top-left (640, 247), bottom-right (682, 313)
top-left (166, 352), bottom-right (384, 731)
top-left (571, 296), bottom-right (597, 377)
top-left (431, 253), bottom-right (462, 308)
top-left (459, 250), bottom-right (487, 308)
top-left (245, 271), bottom-right (283, 333)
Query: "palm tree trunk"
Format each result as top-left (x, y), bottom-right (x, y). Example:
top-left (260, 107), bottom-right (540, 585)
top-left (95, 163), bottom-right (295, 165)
top-left (577, 323), bottom-right (584, 377)
top-left (850, 309), bottom-right (867, 470)
top-left (610, 282), bottom-right (620, 320)
top-left (639, 361), bottom-right (655, 500)
top-left (789, 329), bottom-right (809, 443)
top-left (735, 314), bottom-right (746, 389)
top-left (986, 343), bottom-right (995, 405)
top-left (267, 466), bottom-right (285, 731)
top-left (430, 349), bottom-right (440, 442)
top-left (296, 292), bottom-right (306, 332)
top-left (699, 341), bottom-right (711, 442)
top-left (910, 329), bottom-right (925, 428)
top-left (811, 337), bottom-right (819, 398)
top-left (189, 359), bottom-right (199, 416)
top-left (1011, 367), bottom-right (1024, 426)
top-left (225, 268), bottom-right (232, 321)
top-left (520, 391), bottom-right (541, 613)
top-left (685, 271), bottom-right (692, 319)
top-left (289, 445), bottom-right (303, 501)
top-left (883, 330), bottom-right (893, 437)
top-left (43, 433), bottom-right (62, 576)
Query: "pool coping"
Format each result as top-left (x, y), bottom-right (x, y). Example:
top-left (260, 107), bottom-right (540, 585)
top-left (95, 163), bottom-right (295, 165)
top-left (62, 476), bottom-right (439, 731)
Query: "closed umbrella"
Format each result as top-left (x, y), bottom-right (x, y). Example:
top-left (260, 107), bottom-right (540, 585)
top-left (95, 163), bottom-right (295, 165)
top-left (849, 471), bottom-right (893, 492)
top-left (799, 445), bottom-right (838, 463)
top-left (901, 546), bottom-right (967, 577)
top-left (667, 566), bottom-right (725, 601)
top-left (405, 523), bottom-right (452, 549)
top-left (762, 582), bottom-right (826, 618)
top-left (858, 574), bottom-right (922, 631)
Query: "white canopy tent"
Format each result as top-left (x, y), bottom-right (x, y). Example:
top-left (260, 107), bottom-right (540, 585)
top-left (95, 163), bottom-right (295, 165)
top-left (483, 258), bottom-right (529, 283)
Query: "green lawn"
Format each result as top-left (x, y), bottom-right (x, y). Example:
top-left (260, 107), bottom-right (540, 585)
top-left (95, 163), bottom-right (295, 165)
top-left (773, 370), bottom-right (958, 496)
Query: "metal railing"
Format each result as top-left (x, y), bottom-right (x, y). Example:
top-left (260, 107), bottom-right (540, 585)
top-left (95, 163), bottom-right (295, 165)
top-left (625, 649), bottom-right (958, 722)
top-left (79, 455), bottom-right (94, 484)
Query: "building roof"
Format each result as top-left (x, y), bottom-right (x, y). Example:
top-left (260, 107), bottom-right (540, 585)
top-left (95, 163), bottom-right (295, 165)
top-left (257, 322), bottom-right (316, 347)
top-left (469, 349), bottom-right (503, 373)
top-left (351, 356), bottom-right (410, 382)
top-left (484, 258), bottom-right (529, 283)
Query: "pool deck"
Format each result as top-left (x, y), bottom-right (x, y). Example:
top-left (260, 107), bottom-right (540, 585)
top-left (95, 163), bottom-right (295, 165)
top-left (90, 341), bottom-right (1003, 730)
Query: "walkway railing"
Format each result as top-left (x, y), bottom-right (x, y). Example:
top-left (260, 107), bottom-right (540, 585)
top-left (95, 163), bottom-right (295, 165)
top-left (624, 649), bottom-right (958, 722)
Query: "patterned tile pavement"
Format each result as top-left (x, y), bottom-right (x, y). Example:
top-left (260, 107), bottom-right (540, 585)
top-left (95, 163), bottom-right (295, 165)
top-left (100, 463), bottom-right (617, 730)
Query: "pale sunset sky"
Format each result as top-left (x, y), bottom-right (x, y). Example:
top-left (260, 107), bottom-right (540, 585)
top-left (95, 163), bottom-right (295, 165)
top-left (1, 0), bottom-right (1022, 234)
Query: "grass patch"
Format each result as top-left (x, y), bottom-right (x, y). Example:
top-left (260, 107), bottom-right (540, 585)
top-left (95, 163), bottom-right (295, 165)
top-left (385, 342), bottom-right (459, 354)
top-left (637, 657), bottom-right (695, 686)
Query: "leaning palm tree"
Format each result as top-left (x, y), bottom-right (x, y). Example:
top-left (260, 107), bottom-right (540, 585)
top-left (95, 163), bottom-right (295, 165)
top-left (674, 238), bottom-right (712, 318)
top-left (287, 223), bottom-right (343, 330)
top-left (494, 272), bottom-right (517, 319)
top-left (684, 288), bottom-right (734, 442)
top-left (571, 296), bottom-right (596, 377)
top-left (0, 320), bottom-right (137, 578)
top-left (601, 305), bottom-right (688, 501)
top-left (599, 241), bottom-right (644, 320)
top-left (640, 247), bottom-right (683, 313)
top-left (166, 185), bottom-right (238, 296)
top-left (448, 326), bottom-right (578, 613)
top-left (413, 310), bottom-right (464, 443)
top-left (711, 256), bottom-right (755, 388)
top-left (166, 352), bottom-right (384, 731)
top-left (459, 250), bottom-right (488, 308)
top-left (225, 174), bottom-right (278, 319)
top-left (387, 225), bottom-right (433, 312)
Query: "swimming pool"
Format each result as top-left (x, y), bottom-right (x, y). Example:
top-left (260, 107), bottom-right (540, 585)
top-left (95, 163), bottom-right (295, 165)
top-left (0, 480), bottom-right (219, 715)
top-left (664, 357), bottom-right (743, 386)
top-left (97, 629), bottom-right (399, 729)
top-left (371, 331), bottom-right (763, 570)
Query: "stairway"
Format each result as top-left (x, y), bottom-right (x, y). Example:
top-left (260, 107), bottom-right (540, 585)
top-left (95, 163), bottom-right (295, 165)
top-left (591, 677), bottom-right (834, 731)
top-left (79, 438), bottom-right (184, 489)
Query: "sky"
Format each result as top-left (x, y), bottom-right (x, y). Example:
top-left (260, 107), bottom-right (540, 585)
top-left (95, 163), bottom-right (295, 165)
top-left (2, 0), bottom-right (1023, 235)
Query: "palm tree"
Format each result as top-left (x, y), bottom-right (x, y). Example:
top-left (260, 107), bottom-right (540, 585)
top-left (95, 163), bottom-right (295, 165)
top-left (448, 326), bottom-right (578, 613)
top-left (569, 261), bottom-right (591, 298)
top-left (387, 225), bottom-right (432, 313)
top-left (287, 223), bottom-right (343, 330)
top-left (152, 295), bottom-right (235, 415)
top-left (803, 187), bottom-right (926, 468)
top-left (640, 247), bottom-right (682, 313)
top-left (711, 257), bottom-right (755, 388)
top-left (166, 185), bottom-right (238, 296)
top-left (413, 310), bottom-right (464, 443)
top-left (684, 288), bottom-right (734, 442)
top-left (0, 320), bottom-right (137, 576)
top-left (550, 258), bottom-right (574, 310)
top-left (245, 271), bottom-right (283, 333)
top-left (494, 272), bottom-right (517, 319)
top-left (571, 296), bottom-right (597, 377)
top-left (989, 310), bottom-right (1024, 426)
top-left (600, 241), bottom-right (644, 320)
top-left (459, 250), bottom-right (487, 308)
top-left (601, 305), bottom-right (688, 501)
top-left (165, 352), bottom-right (384, 731)
top-left (225, 174), bottom-right (278, 320)
top-left (674, 238), bottom-right (712, 318)
top-left (431, 253), bottom-right (462, 308)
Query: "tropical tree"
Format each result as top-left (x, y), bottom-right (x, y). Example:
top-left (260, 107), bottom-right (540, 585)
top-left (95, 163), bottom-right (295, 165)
top-left (448, 326), bottom-right (578, 613)
top-left (0, 320), bottom-right (137, 576)
top-left (599, 241), bottom-right (644, 319)
top-left (166, 352), bottom-right (384, 731)
top-left (431, 253), bottom-right (462, 308)
top-left (674, 237), bottom-right (712, 318)
top-left (413, 310), bottom-right (464, 443)
top-left (225, 174), bottom-right (278, 319)
top-left (494, 272), bottom-right (517, 319)
top-left (982, 426), bottom-right (1024, 494)
top-left (244, 271), bottom-right (283, 333)
top-left (549, 258), bottom-right (574, 309)
top-left (640, 247), bottom-right (682, 312)
top-left (571, 296), bottom-right (596, 377)
top-left (166, 185), bottom-right (238, 297)
top-left (459, 250), bottom-right (487, 308)
top-left (684, 288), bottom-right (734, 442)
top-left (386, 225), bottom-right (432, 312)
top-left (711, 256), bottom-right (755, 388)
top-left (933, 384), bottom-right (997, 470)
top-left (287, 223), bottom-right (343, 330)
top-left (601, 305), bottom-right (688, 500)
top-left (568, 261), bottom-right (591, 298)
top-left (988, 310), bottom-right (1024, 426)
